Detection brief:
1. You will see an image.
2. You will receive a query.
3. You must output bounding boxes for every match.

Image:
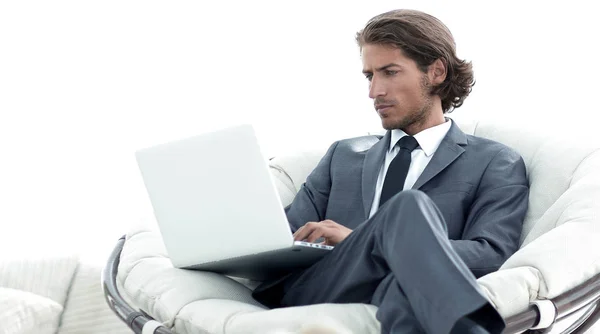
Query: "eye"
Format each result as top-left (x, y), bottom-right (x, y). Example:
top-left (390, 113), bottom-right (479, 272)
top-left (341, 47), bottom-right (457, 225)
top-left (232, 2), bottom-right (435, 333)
top-left (364, 74), bottom-right (373, 82)
top-left (384, 70), bottom-right (398, 77)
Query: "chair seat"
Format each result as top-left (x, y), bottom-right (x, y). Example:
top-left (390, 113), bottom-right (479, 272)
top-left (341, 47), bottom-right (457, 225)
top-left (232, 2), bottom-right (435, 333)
top-left (118, 225), bottom-right (380, 333)
top-left (118, 217), bottom-right (600, 333)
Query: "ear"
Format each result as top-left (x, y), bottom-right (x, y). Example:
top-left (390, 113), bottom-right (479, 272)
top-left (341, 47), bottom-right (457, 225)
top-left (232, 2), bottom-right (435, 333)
top-left (428, 58), bottom-right (447, 86)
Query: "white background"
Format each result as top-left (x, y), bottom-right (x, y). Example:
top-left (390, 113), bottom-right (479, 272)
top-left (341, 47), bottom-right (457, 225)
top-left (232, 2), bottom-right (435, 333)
top-left (1, 1), bottom-right (599, 263)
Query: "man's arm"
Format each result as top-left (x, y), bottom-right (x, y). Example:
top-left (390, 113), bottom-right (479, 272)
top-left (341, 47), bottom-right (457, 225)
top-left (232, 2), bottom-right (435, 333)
top-left (285, 141), bottom-right (340, 233)
top-left (450, 147), bottom-right (529, 278)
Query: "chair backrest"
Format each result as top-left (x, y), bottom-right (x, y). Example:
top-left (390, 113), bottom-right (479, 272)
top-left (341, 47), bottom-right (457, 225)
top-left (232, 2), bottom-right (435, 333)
top-left (269, 117), bottom-right (600, 247)
top-left (455, 118), bottom-right (600, 246)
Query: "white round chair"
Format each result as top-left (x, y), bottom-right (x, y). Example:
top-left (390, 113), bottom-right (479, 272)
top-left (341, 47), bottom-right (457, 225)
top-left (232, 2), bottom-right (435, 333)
top-left (103, 117), bottom-right (600, 334)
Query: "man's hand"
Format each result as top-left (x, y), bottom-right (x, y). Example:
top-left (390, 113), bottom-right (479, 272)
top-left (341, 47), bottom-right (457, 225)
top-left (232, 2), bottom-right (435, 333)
top-left (293, 219), bottom-right (352, 246)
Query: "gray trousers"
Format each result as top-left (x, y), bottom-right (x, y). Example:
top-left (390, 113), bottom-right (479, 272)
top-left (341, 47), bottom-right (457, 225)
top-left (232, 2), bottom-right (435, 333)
top-left (252, 190), bottom-right (504, 334)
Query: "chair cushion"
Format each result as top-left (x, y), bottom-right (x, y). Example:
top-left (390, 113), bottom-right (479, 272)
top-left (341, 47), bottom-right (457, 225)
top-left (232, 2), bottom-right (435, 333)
top-left (176, 300), bottom-right (377, 334)
top-left (468, 119), bottom-right (600, 246)
top-left (0, 287), bottom-right (63, 334)
top-left (119, 224), bottom-right (379, 333)
top-left (118, 224), bottom-right (264, 328)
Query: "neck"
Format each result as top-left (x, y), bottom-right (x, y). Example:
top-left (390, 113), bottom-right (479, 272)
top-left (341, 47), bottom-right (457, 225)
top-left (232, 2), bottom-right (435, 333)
top-left (403, 103), bottom-right (445, 135)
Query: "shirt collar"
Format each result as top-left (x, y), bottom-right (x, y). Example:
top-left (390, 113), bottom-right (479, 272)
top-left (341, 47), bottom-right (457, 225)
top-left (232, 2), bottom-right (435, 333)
top-left (389, 120), bottom-right (452, 157)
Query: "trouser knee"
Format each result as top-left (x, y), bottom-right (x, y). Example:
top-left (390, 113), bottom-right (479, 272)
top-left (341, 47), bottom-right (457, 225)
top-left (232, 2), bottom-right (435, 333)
top-left (376, 190), bottom-right (447, 234)
top-left (380, 189), bottom-right (430, 214)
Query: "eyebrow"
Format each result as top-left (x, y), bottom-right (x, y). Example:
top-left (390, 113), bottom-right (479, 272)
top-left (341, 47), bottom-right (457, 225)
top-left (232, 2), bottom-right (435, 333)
top-left (362, 63), bottom-right (402, 75)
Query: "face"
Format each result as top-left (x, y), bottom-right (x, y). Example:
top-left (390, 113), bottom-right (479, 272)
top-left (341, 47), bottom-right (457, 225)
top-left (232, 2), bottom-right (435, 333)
top-left (361, 44), bottom-right (434, 133)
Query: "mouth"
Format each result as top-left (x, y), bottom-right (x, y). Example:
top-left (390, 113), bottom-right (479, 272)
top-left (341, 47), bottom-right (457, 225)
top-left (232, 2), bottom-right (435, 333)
top-left (375, 105), bottom-right (393, 114)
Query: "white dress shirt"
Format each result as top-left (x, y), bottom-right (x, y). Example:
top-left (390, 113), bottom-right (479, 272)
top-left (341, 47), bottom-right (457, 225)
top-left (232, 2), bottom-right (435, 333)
top-left (368, 120), bottom-right (452, 218)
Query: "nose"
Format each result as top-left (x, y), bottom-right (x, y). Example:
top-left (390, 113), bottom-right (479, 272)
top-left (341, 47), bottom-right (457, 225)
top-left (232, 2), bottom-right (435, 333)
top-left (368, 76), bottom-right (386, 99)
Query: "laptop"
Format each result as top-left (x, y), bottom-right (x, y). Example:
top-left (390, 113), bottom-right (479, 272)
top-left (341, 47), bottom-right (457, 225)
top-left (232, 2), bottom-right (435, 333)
top-left (135, 124), bottom-right (333, 280)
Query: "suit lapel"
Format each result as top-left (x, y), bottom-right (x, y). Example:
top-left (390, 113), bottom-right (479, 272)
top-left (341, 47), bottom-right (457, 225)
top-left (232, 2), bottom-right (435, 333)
top-left (361, 131), bottom-right (390, 218)
top-left (412, 119), bottom-right (468, 190)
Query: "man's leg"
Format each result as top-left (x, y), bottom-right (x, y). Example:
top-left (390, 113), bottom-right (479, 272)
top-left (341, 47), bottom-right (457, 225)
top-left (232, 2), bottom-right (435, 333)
top-left (371, 273), bottom-right (425, 333)
top-left (253, 190), bottom-right (504, 334)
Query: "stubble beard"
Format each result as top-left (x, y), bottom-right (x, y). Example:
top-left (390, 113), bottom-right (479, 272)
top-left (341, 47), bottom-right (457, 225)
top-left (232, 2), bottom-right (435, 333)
top-left (383, 75), bottom-right (434, 132)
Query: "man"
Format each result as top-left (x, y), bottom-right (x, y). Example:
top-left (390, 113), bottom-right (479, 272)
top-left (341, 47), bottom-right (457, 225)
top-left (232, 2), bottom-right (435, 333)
top-left (253, 9), bottom-right (529, 334)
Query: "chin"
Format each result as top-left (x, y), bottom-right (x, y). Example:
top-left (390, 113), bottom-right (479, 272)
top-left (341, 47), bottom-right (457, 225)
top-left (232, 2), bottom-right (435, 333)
top-left (381, 118), bottom-right (404, 131)
top-left (379, 116), bottom-right (393, 130)
top-left (382, 123), bottom-right (394, 131)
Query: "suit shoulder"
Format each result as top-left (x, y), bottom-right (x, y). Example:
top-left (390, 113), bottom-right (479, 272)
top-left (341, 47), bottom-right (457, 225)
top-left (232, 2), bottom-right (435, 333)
top-left (335, 135), bottom-right (382, 152)
top-left (465, 134), bottom-right (523, 162)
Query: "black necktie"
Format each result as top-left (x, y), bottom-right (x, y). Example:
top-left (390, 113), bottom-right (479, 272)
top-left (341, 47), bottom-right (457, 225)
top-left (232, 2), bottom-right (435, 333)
top-left (379, 136), bottom-right (419, 207)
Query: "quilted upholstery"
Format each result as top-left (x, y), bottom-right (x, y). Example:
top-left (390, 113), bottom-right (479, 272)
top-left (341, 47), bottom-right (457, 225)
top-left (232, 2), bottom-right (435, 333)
top-left (118, 117), bottom-right (600, 333)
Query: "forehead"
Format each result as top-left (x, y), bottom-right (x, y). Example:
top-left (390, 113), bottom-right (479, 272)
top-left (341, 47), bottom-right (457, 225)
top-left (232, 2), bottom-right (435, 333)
top-left (361, 44), bottom-right (414, 70)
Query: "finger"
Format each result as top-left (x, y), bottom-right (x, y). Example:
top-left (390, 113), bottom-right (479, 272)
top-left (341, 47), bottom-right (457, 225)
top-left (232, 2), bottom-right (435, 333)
top-left (292, 226), bottom-right (304, 238)
top-left (320, 219), bottom-right (338, 226)
top-left (293, 222), bottom-right (319, 241)
top-left (305, 226), bottom-right (330, 243)
top-left (293, 223), bottom-right (312, 237)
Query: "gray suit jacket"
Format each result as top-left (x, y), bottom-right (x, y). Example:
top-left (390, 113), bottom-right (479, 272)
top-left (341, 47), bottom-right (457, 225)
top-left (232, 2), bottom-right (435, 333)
top-left (285, 120), bottom-right (529, 278)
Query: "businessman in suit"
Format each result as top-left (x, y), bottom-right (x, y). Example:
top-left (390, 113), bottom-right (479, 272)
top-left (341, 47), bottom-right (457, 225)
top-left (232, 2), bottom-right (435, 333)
top-left (252, 9), bottom-right (529, 334)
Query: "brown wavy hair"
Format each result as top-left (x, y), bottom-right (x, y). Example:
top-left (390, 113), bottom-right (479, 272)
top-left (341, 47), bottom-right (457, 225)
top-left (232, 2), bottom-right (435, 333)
top-left (356, 9), bottom-right (475, 113)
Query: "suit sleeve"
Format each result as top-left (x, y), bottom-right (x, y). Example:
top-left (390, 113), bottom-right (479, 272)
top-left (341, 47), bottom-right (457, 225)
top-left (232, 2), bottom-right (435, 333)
top-left (285, 141), bottom-right (340, 233)
top-left (450, 148), bottom-right (529, 278)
